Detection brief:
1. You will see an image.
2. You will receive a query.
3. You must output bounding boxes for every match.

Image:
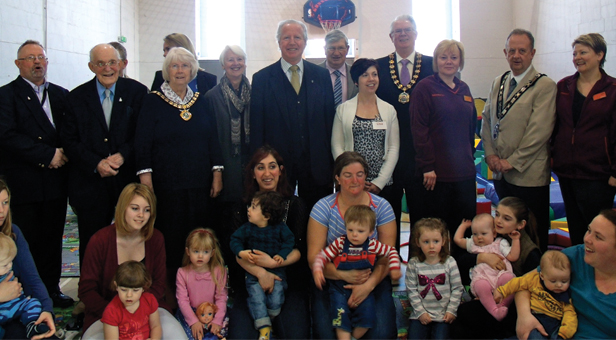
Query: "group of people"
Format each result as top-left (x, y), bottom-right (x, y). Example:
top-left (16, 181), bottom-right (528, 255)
top-left (0, 11), bottom-right (614, 340)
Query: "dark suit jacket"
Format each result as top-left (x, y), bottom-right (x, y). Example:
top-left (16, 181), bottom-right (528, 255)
top-left (376, 52), bottom-right (434, 181)
top-left (151, 69), bottom-right (217, 93)
top-left (0, 77), bottom-right (69, 204)
top-left (250, 59), bottom-right (335, 186)
top-left (62, 77), bottom-right (148, 208)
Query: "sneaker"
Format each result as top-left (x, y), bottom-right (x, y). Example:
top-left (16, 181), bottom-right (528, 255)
top-left (26, 321), bottom-right (50, 339)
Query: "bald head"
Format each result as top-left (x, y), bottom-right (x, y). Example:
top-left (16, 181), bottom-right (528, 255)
top-left (88, 44), bottom-right (122, 88)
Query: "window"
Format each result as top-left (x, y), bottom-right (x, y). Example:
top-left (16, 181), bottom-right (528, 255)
top-left (196, 0), bottom-right (245, 59)
top-left (412, 0), bottom-right (460, 56)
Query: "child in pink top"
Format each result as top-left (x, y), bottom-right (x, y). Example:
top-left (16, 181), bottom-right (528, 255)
top-left (176, 228), bottom-right (228, 340)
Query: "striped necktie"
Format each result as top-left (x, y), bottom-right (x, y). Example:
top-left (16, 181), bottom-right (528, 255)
top-left (333, 70), bottom-right (342, 107)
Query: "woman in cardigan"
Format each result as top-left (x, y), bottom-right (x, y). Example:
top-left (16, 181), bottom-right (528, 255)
top-left (551, 33), bottom-right (616, 246)
top-left (135, 47), bottom-right (223, 280)
top-left (78, 183), bottom-right (185, 339)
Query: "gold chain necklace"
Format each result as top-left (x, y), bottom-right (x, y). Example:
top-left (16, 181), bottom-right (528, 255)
top-left (151, 91), bottom-right (200, 121)
top-left (389, 52), bottom-right (422, 104)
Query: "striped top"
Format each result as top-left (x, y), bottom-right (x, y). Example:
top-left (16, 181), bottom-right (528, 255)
top-left (405, 256), bottom-right (464, 321)
top-left (313, 235), bottom-right (401, 273)
top-left (310, 192), bottom-right (396, 245)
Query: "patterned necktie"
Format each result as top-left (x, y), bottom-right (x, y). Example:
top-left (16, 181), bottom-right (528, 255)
top-left (103, 89), bottom-right (112, 128)
top-left (400, 59), bottom-right (411, 85)
top-left (333, 70), bottom-right (342, 107)
top-left (507, 77), bottom-right (517, 98)
top-left (290, 65), bottom-right (300, 94)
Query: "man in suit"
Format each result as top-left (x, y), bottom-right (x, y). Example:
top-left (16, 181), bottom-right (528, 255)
top-left (481, 29), bottom-right (556, 252)
top-left (62, 43), bottom-right (148, 264)
top-left (376, 15), bottom-right (434, 252)
top-left (318, 29), bottom-right (358, 106)
top-left (251, 19), bottom-right (335, 210)
top-left (0, 40), bottom-right (74, 308)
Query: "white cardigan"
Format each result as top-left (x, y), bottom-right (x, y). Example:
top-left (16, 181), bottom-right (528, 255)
top-left (331, 95), bottom-right (400, 190)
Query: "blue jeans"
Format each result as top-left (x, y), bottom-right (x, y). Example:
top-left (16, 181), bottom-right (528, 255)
top-left (329, 280), bottom-right (375, 332)
top-left (245, 273), bottom-right (286, 329)
top-left (408, 319), bottom-right (449, 340)
top-left (311, 279), bottom-right (396, 339)
top-left (528, 313), bottom-right (561, 340)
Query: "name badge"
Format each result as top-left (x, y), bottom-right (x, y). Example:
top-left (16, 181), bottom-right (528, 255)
top-left (593, 92), bottom-right (607, 101)
top-left (373, 121), bottom-right (386, 130)
top-left (464, 95), bottom-right (472, 102)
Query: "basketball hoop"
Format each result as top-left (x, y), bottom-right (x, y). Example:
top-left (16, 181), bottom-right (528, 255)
top-left (320, 19), bottom-right (342, 32)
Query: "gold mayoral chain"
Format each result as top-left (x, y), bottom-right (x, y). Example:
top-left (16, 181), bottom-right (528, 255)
top-left (152, 91), bottom-right (200, 121)
top-left (389, 52), bottom-right (422, 104)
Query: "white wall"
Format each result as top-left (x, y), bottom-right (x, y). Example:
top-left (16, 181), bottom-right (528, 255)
top-left (0, 0), bottom-right (139, 90)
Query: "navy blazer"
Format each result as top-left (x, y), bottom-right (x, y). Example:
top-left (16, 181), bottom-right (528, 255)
top-left (0, 76), bottom-right (69, 204)
top-left (62, 77), bottom-right (148, 208)
top-left (151, 69), bottom-right (217, 93)
top-left (376, 53), bottom-right (434, 181)
top-left (250, 59), bottom-right (335, 186)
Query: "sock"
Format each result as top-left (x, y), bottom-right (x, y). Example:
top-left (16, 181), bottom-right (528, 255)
top-left (26, 321), bottom-right (50, 339)
top-left (259, 326), bottom-right (271, 340)
top-left (496, 273), bottom-right (515, 308)
top-left (474, 279), bottom-right (508, 321)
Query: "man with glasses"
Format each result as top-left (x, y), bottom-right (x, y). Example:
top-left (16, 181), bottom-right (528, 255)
top-left (0, 40), bottom-right (74, 308)
top-left (61, 43), bottom-right (148, 265)
top-left (318, 29), bottom-right (358, 106)
top-left (376, 15), bottom-right (433, 253)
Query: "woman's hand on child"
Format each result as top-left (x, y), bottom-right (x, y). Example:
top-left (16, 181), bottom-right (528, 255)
top-left (443, 312), bottom-right (456, 324)
top-left (390, 269), bottom-right (402, 281)
top-left (478, 253), bottom-right (506, 271)
top-left (509, 230), bottom-right (521, 240)
top-left (210, 323), bottom-right (222, 336)
top-left (250, 249), bottom-right (278, 268)
top-left (493, 290), bottom-right (504, 303)
top-left (191, 321), bottom-right (204, 340)
top-left (31, 312), bottom-right (56, 340)
top-left (344, 281), bottom-right (374, 309)
top-left (313, 270), bottom-right (326, 290)
top-left (338, 268), bottom-right (371, 285)
top-left (0, 272), bottom-right (22, 303)
top-left (418, 313), bottom-right (432, 325)
top-left (257, 270), bottom-right (282, 294)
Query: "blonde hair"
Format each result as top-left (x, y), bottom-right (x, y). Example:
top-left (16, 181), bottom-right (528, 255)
top-left (0, 233), bottom-right (17, 262)
top-left (111, 260), bottom-right (152, 290)
top-left (540, 250), bottom-right (570, 272)
top-left (114, 183), bottom-right (156, 241)
top-left (410, 218), bottom-right (450, 264)
top-left (0, 179), bottom-right (14, 239)
top-left (344, 205), bottom-right (377, 233)
top-left (432, 39), bottom-right (465, 73)
top-left (182, 228), bottom-right (226, 289)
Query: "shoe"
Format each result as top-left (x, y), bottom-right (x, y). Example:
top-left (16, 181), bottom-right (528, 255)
top-left (26, 321), bottom-right (50, 339)
top-left (65, 313), bottom-right (84, 331)
top-left (50, 290), bottom-right (75, 309)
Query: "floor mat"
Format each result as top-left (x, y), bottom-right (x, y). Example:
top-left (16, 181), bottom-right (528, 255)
top-left (62, 206), bottom-right (80, 277)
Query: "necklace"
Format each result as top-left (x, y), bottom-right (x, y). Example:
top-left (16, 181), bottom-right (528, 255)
top-left (389, 52), bottom-right (423, 104)
top-left (151, 91), bottom-right (200, 121)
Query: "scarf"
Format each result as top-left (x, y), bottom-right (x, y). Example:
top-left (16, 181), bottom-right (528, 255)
top-left (220, 75), bottom-right (251, 155)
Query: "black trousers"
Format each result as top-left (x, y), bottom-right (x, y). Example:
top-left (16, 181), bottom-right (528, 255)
top-left (558, 177), bottom-right (616, 246)
top-left (11, 197), bottom-right (67, 294)
top-left (74, 191), bottom-right (117, 266)
top-left (494, 179), bottom-right (550, 253)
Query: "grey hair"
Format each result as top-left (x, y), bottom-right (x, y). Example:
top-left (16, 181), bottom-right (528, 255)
top-left (276, 19), bottom-right (308, 42)
top-left (325, 29), bottom-right (349, 46)
top-left (506, 28), bottom-right (535, 50)
top-left (109, 42), bottom-right (127, 61)
top-left (17, 40), bottom-right (45, 59)
top-left (219, 45), bottom-right (247, 67)
top-left (89, 43), bottom-right (120, 62)
top-left (162, 47), bottom-right (198, 83)
top-left (390, 15), bottom-right (417, 34)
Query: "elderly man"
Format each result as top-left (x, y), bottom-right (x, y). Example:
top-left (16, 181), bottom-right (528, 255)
top-left (318, 29), bottom-right (358, 106)
top-left (376, 15), bottom-right (434, 251)
top-left (62, 43), bottom-right (148, 264)
top-left (0, 40), bottom-right (73, 308)
top-left (481, 29), bottom-right (556, 252)
top-left (109, 41), bottom-right (128, 77)
top-left (250, 19), bottom-right (335, 210)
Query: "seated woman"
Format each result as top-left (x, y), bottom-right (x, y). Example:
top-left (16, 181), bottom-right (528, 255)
top-left (0, 179), bottom-right (55, 339)
top-left (225, 146), bottom-right (311, 339)
top-left (78, 183), bottom-right (185, 339)
top-left (516, 209), bottom-right (616, 339)
top-left (307, 151), bottom-right (397, 339)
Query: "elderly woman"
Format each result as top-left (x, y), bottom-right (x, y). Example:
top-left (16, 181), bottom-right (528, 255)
top-left (0, 179), bottom-right (55, 339)
top-left (151, 33), bottom-right (217, 93)
top-left (205, 45), bottom-right (251, 241)
top-left (308, 151), bottom-right (397, 339)
top-left (516, 209), bottom-right (616, 339)
top-left (78, 183), bottom-right (185, 339)
top-left (409, 39), bottom-right (477, 242)
top-left (135, 47), bottom-right (223, 279)
top-left (551, 33), bottom-right (616, 246)
top-left (331, 58), bottom-right (399, 207)
top-left (226, 146), bottom-right (310, 339)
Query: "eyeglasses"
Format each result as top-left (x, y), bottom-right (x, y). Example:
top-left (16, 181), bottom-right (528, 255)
top-left (393, 28), bottom-right (416, 35)
top-left (93, 60), bottom-right (119, 68)
top-left (17, 55), bottom-right (48, 62)
top-left (327, 46), bottom-right (348, 53)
